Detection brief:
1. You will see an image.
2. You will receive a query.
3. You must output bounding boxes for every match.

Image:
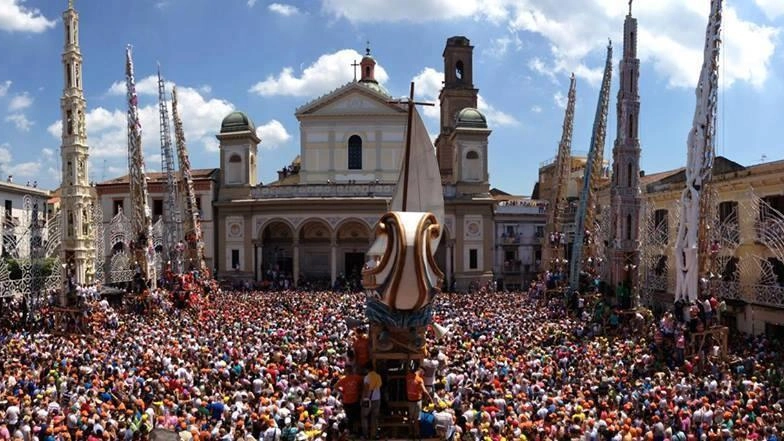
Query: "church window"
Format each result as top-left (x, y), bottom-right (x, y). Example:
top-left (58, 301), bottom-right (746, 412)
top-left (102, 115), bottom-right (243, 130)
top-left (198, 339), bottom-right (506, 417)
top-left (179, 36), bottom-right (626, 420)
top-left (365, 66), bottom-right (370, 77)
top-left (67, 110), bottom-right (73, 135)
top-left (66, 24), bottom-right (71, 44)
top-left (75, 63), bottom-right (80, 88)
top-left (348, 135), bottom-right (362, 170)
top-left (231, 249), bottom-right (240, 270)
top-left (469, 248), bottom-right (478, 269)
top-left (228, 154), bottom-right (242, 184)
top-left (627, 162), bottom-right (633, 187)
top-left (626, 214), bottom-right (632, 241)
top-left (67, 64), bottom-right (72, 88)
top-left (456, 60), bottom-right (464, 81)
top-left (628, 113), bottom-right (634, 138)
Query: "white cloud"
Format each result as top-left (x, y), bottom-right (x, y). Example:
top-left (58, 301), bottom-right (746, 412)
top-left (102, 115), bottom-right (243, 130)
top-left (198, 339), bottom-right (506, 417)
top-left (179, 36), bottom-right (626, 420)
top-left (321, 0), bottom-right (780, 90)
top-left (320, 0), bottom-right (508, 23)
top-left (755, 0), bottom-right (784, 21)
top-left (412, 67), bottom-right (518, 127)
top-left (0, 144), bottom-right (43, 179)
top-left (553, 91), bottom-right (566, 109)
top-left (107, 75), bottom-right (174, 96)
top-left (249, 49), bottom-right (389, 97)
top-left (247, 0), bottom-right (258, 7)
top-left (411, 67), bottom-right (443, 120)
top-left (8, 92), bottom-right (32, 111)
top-left (477, 95), bottom-right (518, 126)
top-left (0, 0), bottom-right (56, 33)
top-left (5, 113), bottom-right (33, 131)
top-left (42, 147), bottom-right (54, 159)
top-left (531, 105), bottom-right (542, 113)
top-left (199, 85), bottom-right (212, 94)
top-left (49, 79), bottom-right (235, 179)
top-left (256, 119), bottom-right (292, 149)
top-left (0, 80), bottom-right (11, 97)
top-left (486, 32), bottom-right (523, 58)
top-left (511, 0), bottom-right (779, 89)
top-left (269, 3), bottom-right (300, 16)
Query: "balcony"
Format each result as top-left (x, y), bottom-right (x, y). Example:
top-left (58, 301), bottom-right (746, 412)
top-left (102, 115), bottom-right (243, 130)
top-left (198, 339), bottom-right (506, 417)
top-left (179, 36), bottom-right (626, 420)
top-left (495, 200), bottom-right (547, 215)
top-left (708, 280), bottom-right (741, 302)
top-left (251, 183), bottom-right (460, 200)
top-left (252, 183), bottom-right (395, 199)
top-left (753, 284), bottom-right (784, 308)
top-left (502, 262), bottom-right (523, 274)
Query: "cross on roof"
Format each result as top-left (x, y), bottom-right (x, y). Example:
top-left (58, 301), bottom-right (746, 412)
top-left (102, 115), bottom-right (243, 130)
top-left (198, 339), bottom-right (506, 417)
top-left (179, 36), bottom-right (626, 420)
top-left (351, 59), bottom-right (360, 81)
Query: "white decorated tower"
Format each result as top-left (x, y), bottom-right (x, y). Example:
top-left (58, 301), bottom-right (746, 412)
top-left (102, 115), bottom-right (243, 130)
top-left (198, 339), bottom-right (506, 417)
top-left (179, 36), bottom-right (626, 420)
top-left (608, 1), bottom-right (642, 299)
top-left (59, 0), bottom-right (95, 284)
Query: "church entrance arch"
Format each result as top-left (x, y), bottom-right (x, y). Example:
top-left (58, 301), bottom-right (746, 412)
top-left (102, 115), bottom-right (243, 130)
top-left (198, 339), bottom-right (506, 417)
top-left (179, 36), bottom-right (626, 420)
top-left (335, 219), bottom-right (372, 289)
top-left (297, 219), bottom-right (332, 287)
top-left (260, 220), bottom-right (294, 285)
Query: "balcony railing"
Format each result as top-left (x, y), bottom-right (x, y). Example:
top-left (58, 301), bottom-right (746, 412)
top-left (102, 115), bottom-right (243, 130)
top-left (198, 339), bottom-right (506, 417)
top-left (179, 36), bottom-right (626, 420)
top-left (252, 184), bottom-right (395, 199)
top-left (753, 284), bottom-right (784, 308)
top-left (708, 280), bottom-right (742, 302)
top-left (251, 183), bottom-right (460, 200)
top-left (502, 262), bottom-right (523, 274)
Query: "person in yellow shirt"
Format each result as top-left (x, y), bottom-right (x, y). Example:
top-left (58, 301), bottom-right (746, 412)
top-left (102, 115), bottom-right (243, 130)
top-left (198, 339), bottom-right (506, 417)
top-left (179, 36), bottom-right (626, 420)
top-left (361, 363), bottom-right (383, 440)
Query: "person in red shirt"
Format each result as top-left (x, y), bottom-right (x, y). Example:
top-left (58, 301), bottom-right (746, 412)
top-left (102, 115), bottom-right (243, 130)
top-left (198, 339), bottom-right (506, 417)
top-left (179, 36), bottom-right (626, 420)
top-left (406, 366), bottom-right (432, 438)
top-left (335, 366), bottom-right (364, 436)
top-left (353, 328), bottom-right (370, 369)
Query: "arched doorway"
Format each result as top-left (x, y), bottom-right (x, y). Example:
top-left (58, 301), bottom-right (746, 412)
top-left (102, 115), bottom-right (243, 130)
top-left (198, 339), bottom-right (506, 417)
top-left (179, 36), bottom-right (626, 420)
top-left (260, 220), bottom-right (295, 284)
top-left (335, 219), bottom-right (372, 290)
top-left (298, 219), bottom-right (332, 287)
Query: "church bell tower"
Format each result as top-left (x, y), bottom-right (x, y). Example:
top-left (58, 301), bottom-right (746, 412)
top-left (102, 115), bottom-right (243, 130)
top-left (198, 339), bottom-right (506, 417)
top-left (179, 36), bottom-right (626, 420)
top-left (435, 36), bottom-right (479, 181)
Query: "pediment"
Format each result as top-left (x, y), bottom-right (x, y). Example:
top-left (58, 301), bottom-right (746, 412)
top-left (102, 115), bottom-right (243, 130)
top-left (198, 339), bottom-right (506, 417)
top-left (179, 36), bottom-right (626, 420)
top-left (297, 83), bottom-right (406, 117)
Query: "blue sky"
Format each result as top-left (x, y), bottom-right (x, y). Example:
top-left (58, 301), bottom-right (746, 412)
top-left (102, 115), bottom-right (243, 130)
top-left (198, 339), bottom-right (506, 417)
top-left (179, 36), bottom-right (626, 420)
top-left (0, 0), bottom-right (782, 195)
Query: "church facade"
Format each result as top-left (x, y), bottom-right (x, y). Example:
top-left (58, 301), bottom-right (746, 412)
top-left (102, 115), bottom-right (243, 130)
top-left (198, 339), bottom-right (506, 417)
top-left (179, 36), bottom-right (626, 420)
top-left (213, 37), bottom-right (495, 290)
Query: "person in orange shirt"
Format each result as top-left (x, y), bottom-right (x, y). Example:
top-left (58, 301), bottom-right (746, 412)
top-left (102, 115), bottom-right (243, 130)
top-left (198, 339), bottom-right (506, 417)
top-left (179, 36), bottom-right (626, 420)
top-left (406, 366), bottom-right (433, 438)
top-left (335, 365), bottom-right (364, 436)
top-left (353, 328), bottom-right (370, 369)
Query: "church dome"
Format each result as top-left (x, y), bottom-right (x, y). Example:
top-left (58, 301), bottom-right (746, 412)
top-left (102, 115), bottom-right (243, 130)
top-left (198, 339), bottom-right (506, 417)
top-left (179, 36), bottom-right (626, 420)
top-left (455, 108), bottom-right (487, 128)
top-left (358, 81), bottom-right (390, 96)
top-left (220, 111), bottom-right (255, 133)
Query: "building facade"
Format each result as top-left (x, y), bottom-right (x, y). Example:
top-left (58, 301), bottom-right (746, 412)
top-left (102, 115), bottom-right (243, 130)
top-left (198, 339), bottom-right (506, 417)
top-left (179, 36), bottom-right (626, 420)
top-left (636, 157), bottom-right (784, 336)
top-left (213, 37), bottom-right (495, 290)
top-left (0, 182), bottom-right (53, 260)
top-left (492, 192), bottom-right (547, 290)
top-left (95, 170), bottom-right (219, 273)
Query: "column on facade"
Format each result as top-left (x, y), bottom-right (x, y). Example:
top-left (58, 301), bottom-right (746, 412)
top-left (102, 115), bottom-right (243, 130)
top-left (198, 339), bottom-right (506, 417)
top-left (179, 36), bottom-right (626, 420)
top-left (496, 244), bottom-right (504, 274)
top-left (446, 242), bottom-right (453, 287)
top-left (330, 238), bottom-right (337, 287)
top-left (256, 244), bottom-right (263, 282)
top-left (518, 245), bottom-right (526, 269)
top-left (293, 238), bottom-right (300, 288)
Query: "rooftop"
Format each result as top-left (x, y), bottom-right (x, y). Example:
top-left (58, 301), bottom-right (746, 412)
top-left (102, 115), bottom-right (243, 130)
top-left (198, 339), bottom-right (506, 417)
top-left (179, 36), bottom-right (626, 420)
top-left (96, 168), bottom-right (219, 185)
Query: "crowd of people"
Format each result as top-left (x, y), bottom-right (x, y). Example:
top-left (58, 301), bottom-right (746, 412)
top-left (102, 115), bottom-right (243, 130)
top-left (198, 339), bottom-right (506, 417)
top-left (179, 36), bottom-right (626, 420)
top-left (1, 284), bottom-right (783, 440)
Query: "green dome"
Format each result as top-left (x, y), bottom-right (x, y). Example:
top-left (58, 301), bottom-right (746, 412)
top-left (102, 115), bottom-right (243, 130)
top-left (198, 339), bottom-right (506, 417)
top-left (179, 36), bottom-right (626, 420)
top-left (220, 111), bottom-right (255, 133)
top-left (456, 107), bottom-right (487, 128)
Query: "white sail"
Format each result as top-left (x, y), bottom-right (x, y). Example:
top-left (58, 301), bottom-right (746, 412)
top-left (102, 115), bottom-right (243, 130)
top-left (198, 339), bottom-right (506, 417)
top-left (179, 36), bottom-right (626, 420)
top-left (389, 106), bottom-right (445, 246)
